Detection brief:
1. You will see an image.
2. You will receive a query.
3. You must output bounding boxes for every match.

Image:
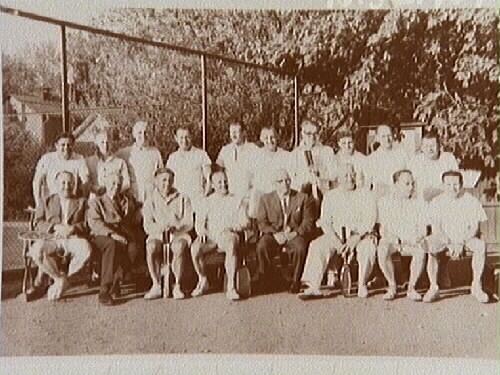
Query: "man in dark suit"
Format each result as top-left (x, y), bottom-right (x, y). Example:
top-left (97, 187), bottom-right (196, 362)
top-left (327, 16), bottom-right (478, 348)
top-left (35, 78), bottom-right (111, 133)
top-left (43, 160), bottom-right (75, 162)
top-left (30, 170), bottom-right (92, 301)
top-left (87, 173), bottom-right (142, 305)
top-left (256, 168), bottom-right (316, 293)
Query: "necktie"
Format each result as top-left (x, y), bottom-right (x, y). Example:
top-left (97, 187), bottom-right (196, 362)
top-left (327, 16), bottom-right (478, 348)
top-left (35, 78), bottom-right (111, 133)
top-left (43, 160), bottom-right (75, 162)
top-left (234, 147), bottom-right (238, 162)
top-left (282, 196), bottom-right (288, 229)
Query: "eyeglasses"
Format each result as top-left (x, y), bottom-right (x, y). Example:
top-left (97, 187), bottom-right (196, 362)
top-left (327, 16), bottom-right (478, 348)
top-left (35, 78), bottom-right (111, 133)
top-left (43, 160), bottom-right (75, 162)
top-left (275, 178), bottom-right (291, 183)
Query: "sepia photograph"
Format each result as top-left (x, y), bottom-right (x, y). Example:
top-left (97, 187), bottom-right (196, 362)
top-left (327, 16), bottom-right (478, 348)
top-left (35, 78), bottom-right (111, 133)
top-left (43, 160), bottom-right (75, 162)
top-left (0, 0), bottom-right (498, 372)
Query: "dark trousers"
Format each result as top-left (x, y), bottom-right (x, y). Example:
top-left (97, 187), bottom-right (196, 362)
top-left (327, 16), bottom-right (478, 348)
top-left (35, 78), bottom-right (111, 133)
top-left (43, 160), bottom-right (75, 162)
top-left (91, 236), bottom-right (139, 293)
top-left (256, 233), bottom-right (308, 284)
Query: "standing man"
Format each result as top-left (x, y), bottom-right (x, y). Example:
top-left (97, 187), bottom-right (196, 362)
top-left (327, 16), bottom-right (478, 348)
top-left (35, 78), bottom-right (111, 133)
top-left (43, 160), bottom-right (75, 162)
top-left (86, 130), bottom-right (130, 198)
top-left (256, 168), bottom-right (316, 293)
top-left (216, 121), bottom-right (258, 200)
top-left (408, 131), bottom-right (459, 201)
top-left (87, 173), bottom-right (142, 306)
top-left (166, 127), bottom-right (212, 212)
top-left (288, 120), bottom-right (335, 198)
top-left (248, 126), bottom-right (290, 217)
top-left (115, 121), bottom-right (163, 204)
top-left (30, 171), bottom-right (91, 301)
top-left (142, 168), bottom-right (193, 300)
top-left (424, 171), bottom-right (489, 303)
top-left (32, 132), bottom-right (89, 207)
top-left (377, 170), bottom-right (427, 301)
top-left (301, 163), bottom-right (377, 298)
top-left (366, 125), bottom-right (410, 198)
top-left (333, 129), bottom-right (367, 189)
top-left (190, 169), bottom-right (250, 300)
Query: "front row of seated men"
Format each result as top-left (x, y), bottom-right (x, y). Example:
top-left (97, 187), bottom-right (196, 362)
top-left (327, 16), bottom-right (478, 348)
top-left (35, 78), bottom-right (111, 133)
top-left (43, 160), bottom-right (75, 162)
top-left (29, 163), bottom-right (490, 305)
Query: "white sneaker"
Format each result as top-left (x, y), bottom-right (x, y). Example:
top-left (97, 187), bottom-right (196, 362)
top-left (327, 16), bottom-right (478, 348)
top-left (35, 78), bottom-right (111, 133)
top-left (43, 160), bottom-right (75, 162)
top-left (326, 270), bottom-right (338, 287)
top-left (406, 288), bottom-right (422, 301)
top-left (144, 284), bottom-right (162, 300)
top-left (383, 286), bottom-right (397, 301)
top-left (191, 277), bottom-right (209, 297)
top-left (47, 277), bottom-right (68, 301)
top-left (423, 286), bottom-right (440, 303)
top-left (471, 285), bottom-right (489, 303)
top-left (226, 288), bottom-right (240, 301)
top-left (172, 284), bottom-right (185, 300)
top-left (357, 285), bottom-right (369, 298)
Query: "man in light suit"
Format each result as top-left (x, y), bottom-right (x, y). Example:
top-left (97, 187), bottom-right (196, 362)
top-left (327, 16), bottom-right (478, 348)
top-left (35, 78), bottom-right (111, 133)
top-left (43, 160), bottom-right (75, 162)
top-left (87, 173), bottom-right (142, 306)
top-left (256, 168), bottom-right (316, 293)
top-left (30, 170), bottom-right (92, 301)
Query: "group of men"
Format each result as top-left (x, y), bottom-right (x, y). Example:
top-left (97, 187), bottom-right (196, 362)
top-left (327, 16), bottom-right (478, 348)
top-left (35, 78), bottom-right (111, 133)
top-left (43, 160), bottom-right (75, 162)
top-left (29, 118), bottom-right (491, 306)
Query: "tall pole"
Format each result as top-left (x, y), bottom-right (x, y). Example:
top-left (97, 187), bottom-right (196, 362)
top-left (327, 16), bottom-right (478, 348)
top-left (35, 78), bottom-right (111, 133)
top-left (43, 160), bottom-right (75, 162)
top-left (294, 75), bottom-right (299, 148)
top-left (60, 25), bottom-right (70, 133)
top-left (201, 54), bottom-right (207, 151)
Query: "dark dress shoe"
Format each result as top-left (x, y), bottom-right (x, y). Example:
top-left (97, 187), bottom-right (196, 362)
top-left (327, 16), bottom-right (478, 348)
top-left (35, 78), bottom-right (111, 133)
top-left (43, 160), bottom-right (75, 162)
top-left (289, 282), bottom-right (300, 294)
top-left (98, 292), bottom-right (114, 306)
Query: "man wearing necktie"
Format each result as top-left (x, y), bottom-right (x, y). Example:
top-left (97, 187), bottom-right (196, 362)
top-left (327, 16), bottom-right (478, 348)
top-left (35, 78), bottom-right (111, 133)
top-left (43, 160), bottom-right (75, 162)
top-left (256, 169), bottom-right (316, 293)
top-left (87, 173), bottom-right (142, 306)
top-left (29, 171), bottom-right (91, 301)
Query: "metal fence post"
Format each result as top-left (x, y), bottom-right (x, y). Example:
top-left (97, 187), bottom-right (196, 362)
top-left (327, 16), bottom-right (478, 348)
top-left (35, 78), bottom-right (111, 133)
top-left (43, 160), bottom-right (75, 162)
top-left (60, 25), bottom-right (70, 133)
top-left (201, 55), bottom-right (208, 151)
top-left (294, 75), bottom-right (299, 148)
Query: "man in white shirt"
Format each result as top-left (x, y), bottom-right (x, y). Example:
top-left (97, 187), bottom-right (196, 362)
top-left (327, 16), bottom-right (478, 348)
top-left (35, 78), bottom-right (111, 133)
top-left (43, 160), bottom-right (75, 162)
top-left (366, 125), bottom-right (410, 198)
top-left (142, 168), bottom-right (193, 300)
top-left (333, 129), bottom-right (367, 189)
top-left (30, 171), bottom-right (91, 301)
top-left (166, 127), bottom-right (212, 212)
top-left (288, 120), bottom-right (335, 197)
top-left (190, 169), bottom-right (250, 300)
top-left (424, 170), bottom-right (489, 303)
top-left (377, 169), bottom-right (427, 301)
top-left (408, 131), bottom-right (459, 201)
top-left (32, 133), bottom-right (90, 207)
top-left (301, 163), bottom-right (377, 298)
top-left (86, 130), bottom-right (131, 198)
top-left (248, 126), bottom-right (290, 217)
top-left (216, 122), bottom-right (258, 200)
top-left (115, 121), bottom-right (163, 204)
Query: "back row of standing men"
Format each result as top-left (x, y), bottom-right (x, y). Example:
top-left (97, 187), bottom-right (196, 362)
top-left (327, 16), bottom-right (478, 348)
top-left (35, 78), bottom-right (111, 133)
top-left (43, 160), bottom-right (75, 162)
top-left (30, 118), bottom-right (489, 304)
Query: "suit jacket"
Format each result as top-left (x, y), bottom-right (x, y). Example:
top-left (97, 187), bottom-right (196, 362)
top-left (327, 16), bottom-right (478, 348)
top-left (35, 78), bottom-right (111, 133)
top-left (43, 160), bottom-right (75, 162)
top-left (256, 189), bottom-right (315, 238)
top-left (34, 194), bottom-right (87, 236)
top-left (87, 192), bottom-right (140, 239)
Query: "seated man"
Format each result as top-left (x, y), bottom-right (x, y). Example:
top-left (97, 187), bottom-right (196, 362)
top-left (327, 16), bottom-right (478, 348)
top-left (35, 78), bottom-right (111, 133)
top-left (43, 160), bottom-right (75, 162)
top-left (377, 169), bottom-right (427, 301)
top-left (86, 129), bottom-right (131, 198)
top-left (32, 132), bottom-right (89, 207)
top-left (256, 168), bottom-right (316, 294)
top-left (301, 163), bottom-right (377, 298)
top-left (87, 173), bottom-right (142, 306)
top-left (424, 170), bottom-right (489, 303)
top-left (143, 168), bottom-right (193, 300)
top-left (30, 170), bottom-right (91, 301)
top-left (190, 169), bottom-right (250, 300)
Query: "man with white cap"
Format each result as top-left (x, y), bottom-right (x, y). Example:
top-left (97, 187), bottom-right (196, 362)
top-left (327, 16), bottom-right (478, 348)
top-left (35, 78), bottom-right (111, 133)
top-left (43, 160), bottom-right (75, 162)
top-left (301, 163), bottom-right (377, 298)
top-left (115, 121), bottom-right (163, 204)
top-left (166, 126), bottom-right (212, 212)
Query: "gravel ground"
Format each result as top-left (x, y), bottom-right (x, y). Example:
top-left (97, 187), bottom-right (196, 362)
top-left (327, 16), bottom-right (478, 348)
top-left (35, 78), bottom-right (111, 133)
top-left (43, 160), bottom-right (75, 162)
top-left (1, 281), bottom-right (497, 358)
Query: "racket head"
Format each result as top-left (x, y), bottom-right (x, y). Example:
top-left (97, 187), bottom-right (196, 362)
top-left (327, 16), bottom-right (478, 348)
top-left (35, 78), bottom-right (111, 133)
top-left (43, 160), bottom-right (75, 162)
top-left (236, 266), bottom-right (251, 299)
top-left (18, 231), bottom-right (55, 241)
top-left (340, 264), bottom-right (352, 297)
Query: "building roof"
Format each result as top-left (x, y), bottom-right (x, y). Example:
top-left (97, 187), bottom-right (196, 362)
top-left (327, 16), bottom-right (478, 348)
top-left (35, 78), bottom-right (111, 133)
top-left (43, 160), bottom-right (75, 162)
top-left (10, 94), bottom-right (61, 115)
top-left (73, 113), bottom-right (114, 141)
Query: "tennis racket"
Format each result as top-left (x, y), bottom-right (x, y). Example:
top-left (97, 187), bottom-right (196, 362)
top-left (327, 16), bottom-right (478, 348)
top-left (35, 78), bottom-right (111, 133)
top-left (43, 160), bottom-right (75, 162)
top-left (160, 230), bottom-right (172, 298)
top-left (236, 256), bottom-right (251, 299)
top-left (339, 226), bottom-right (354, 298)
